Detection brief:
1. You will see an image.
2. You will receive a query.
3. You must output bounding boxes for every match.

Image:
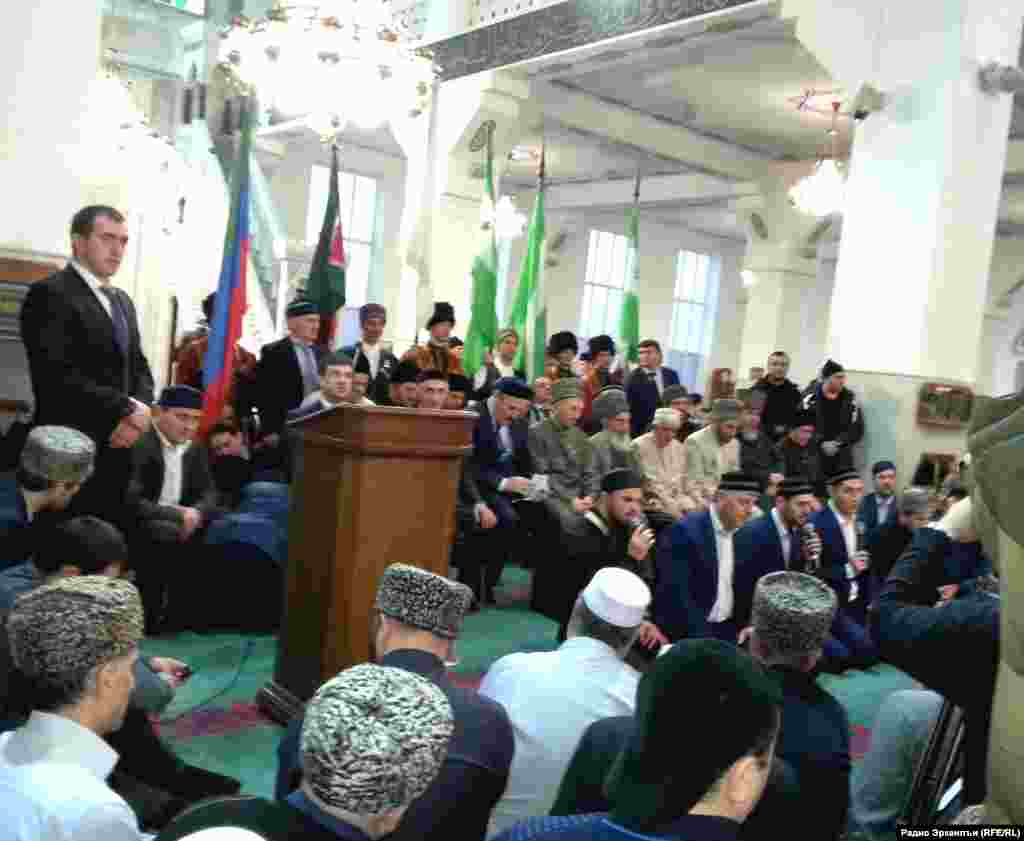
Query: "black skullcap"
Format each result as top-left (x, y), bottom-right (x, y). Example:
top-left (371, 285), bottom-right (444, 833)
top-left (391, 359), bottom-right (420, 385)
top-left (426, 302), bottom-right (455, 329)
top-left (872, 460), bottom-right (896, 476)
top-left (159, 385), bottom-right (203, 410)
top-left (495, 377), bottom-right (534, 400)
top-left (606, 639), bottom-right (782, 829)
top-left (602, 468), bottom-right (644, 494)
top-left (588, 334), bottom-right (616, 356)
top-left (778, 476), bottom-right (814, 499)
top-left (360, 303), bottom-right (386, 324)
top-left (718, 472), bottom-right (761, 495)
top-left (828, 468), bottom-right (861, 486)
top-left (547, 331), bottom-right (578, 356)
top-left (821, 359), bottom-right (844, 379)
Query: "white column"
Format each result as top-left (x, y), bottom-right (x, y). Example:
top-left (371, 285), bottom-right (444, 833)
top-left (0, 1), bottom-right (103, 256)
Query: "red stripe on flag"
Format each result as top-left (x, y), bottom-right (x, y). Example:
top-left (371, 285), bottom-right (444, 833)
top-left (199, 241), bottom-right (249, 434)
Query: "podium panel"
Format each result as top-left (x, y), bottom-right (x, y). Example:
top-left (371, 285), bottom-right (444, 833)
top-left (257, 404), bottom-right (475, 722)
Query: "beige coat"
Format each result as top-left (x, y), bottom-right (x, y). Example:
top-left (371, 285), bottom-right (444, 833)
top-left (682, 424), bottom-right (740, 506)
top-left (632, 432), bottom-right (697, 520)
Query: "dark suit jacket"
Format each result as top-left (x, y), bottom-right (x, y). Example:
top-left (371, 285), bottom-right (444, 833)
top-left (127, 427), bottom-right (221, 527)
top-left (858, 492), bottom-right (896, 534)
top-left (471, 399), bottom-right (532, 495)
top-left (654, 510), bottom-right (719, 641)
top-left (20, 264), bottom-right (154, 444)
top-left (811, 506), bottom-right (872, 611)
top-left (0, 476), bottom-right (32, 573)
top-left (254, 337), bottom-right (323, 437)
top-left (626, 366), bottom-right (680, 437)
top-left (276, 649), bottom-right (514, 841)
top-left (732, 513), bottom-right (791, 629)
top-left (340, 341), bottom-right (399, 405)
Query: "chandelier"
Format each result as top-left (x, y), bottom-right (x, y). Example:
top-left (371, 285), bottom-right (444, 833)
top-left (789, 101), bottom-right (847, 218)
top-left (481, 195), bottom-right (527, 241)
top-left (218, 1), bottom-right (437, 129)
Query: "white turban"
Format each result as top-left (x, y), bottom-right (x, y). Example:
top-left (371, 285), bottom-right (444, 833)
top-left (933, 496), bottom-right (974, 540)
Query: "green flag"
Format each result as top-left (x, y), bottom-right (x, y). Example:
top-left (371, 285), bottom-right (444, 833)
top-left (510, 150), bottom-right (547, 380)
top-left (618, 171), bottom-right (641, 366)
top-left (463, 138), bottom-right (499, 378)
top-left (307, 144), bottom-right (347, 347)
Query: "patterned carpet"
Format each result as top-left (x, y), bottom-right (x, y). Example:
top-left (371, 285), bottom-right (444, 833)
top-left (142, 567), bottom-right (917, 800)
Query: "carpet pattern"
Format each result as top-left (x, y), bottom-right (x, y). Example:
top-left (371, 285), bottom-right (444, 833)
top-left (142, 566), bottom-right (916, 799)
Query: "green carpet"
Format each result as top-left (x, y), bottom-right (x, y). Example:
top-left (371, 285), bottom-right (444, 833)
top-left (142, 566), bottom-right (917, 800)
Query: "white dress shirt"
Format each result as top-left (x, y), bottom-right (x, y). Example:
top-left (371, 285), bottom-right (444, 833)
top-left (479, 636), bottom-right (640, 837)
top-left (70, 259), bottom-right (113, 319)
top-left (771, 508), bottom-right (793, 566)
top-left (876, 494), bottom-right (894, 525)
top-left (707, 506), bottom-right (737, 623)
top-left (361, 342), bottom-right (382, 380)
top-left (0, 711), bottom-right (149, 841)
top-left (154, 423), bottom-right (189, 506)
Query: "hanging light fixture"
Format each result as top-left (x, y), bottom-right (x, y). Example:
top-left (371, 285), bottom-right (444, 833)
top-left (789, 101), bottom-right (847, 218)
top-left (218, 1), bottom-right (437, 129)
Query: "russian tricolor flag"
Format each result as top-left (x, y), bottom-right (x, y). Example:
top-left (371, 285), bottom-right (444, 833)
top-left (201, 106), bottom-right (252, 434)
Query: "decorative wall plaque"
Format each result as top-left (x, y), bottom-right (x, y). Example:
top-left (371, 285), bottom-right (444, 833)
top-left (916, 382), bottom-right (974, 429)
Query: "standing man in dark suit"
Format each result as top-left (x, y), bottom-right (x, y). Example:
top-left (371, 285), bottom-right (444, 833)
top-left (653, 472), bottom-right (761, 643)
top-left (340, 303), bottom-right (398, 405)
top-left (858, 460), bottom-right (899, 534)
top-left (19, 205), bottom-right (154, 528)
top-left (253, 298), bottom-right (323, 447)
top-left (625, 339), bottom-right (680, 437)
top-left (127, 385), bottom-right (224, 630)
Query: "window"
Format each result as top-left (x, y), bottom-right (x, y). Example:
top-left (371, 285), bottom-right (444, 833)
top-left (669, 250), bottom-right (722, 390)
top-left (579, 230), bottom-right (629, 340)
top-left (305, 165), bottom-right (378, 308)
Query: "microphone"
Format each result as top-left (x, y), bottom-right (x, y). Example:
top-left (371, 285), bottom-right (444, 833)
top-left (627, 512), bottom-right (650, 532)
top-left (856, 520), bottom-right (867, 552)
top-left (801, 522), bottom-right (821, 572)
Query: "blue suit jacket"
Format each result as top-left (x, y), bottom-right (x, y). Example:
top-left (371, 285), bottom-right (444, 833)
top-left (811, 506), bottom-right (871, 609)
top-left (857, 492), bottom-right (896, 534)
top-left (732, 513), bottom-right (789, 628)
top-left (654, 510), bottom-right (719, 641)
top-left (0, 476), bottom-right (31, 573)
top-left (625, 366), bottom-right (680, 438)
top-left (470, 399), bottom-right (532, 495)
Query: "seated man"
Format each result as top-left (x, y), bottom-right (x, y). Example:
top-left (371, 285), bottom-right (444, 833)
top-left (774, 410), bottom-right (824, 499)
top-left (0, 425), bottom-right (95, 571)
top-left (864, 487), bottom-right (931, 588)
top-left (127, 385), bottom-right (224, 631)
top-left (480, 567), bottom-right (651, 836)
top-left (653, 472), bottom-right (760, 643)
top-left (206, 420), bottom-right (288, 505)
top-left (810, 469), bottom-right (879, 670)
top-left (632, 407), bottom-right (696, 523)
top-left (466, 376), bottom-right (536, 603)
top-left (859, 460), bottom-right (900, 534)
top-left (288, 351), bottom-right (354, 420)
top-left (382, 359), bottom-right (421, 408)
top-left (529, 376), bottom-right (553, 425)
top-left (0, 577), bottom-right (147, 839)
top-left (527, 377), bottom-right (600, 538)
top-left (739, 392), bottom-right (784, 495)
top-left (661, 385), bottom-right (701, 443)
top-left (554, 574), bottom-right (849, 840)
top-left (683, 398), bottom-right (742, 508)
top-left (350, 370), bottom-right (374, 405)
top-left (276, 564), bottom-right (512, 841)
top-left (496, 638), bottom-right (782, 841)
top-left (589, 386), bottom-right (641, 481)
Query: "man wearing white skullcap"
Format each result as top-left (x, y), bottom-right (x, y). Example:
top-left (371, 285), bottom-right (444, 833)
top-left (480, 566), bottom-right (652, 836)
top-left (631, 407), bottom-right (696, 521)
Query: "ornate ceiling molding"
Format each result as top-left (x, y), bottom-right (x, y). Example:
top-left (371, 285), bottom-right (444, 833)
top-left (430, 0), bottom-right (762, 81)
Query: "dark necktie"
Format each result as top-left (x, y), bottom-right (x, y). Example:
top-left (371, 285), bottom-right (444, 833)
top-left (99, 287), bottom-right (130, 355)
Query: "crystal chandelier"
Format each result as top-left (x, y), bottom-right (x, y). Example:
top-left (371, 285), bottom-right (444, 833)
top-left (481, 195), bottom-right (527, 241)
top-left (789, 101), bottom-right (847, 218)
top-left (218, 1), bottom-right (437, 129)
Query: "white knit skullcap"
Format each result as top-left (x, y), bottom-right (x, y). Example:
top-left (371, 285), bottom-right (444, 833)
top-left (582, 567), bottom-right (650, 628)
top-left (933, 496), bottom-right (974, 540)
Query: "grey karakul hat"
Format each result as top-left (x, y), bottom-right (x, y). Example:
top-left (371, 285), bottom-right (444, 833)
top-left (7, 576), bottom-right (144, 692)
top-left (20, 425), bottom-right (96, 483)
top-left (661, 385), bottom-right (691, 406)
top-left (593, 386), bottom-right (629, 425)
top-left (375, 563), bottom-right (473, 639)
top-left (301, 664), bottom-right (454, 816)
top-left (550, 377), bottom-right (583, 404)
top-left (752, 571), bottom-right (837, 659)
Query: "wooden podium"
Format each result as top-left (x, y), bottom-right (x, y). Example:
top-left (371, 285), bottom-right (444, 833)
top-left (257, 404), bottom-right (476, 723)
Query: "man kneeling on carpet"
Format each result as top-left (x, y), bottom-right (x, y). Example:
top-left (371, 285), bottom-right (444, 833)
top-left (490, 638), bottom-right (782, 841)
top-left (158, 663), bottom-right (455, 841)
top-left (276, 563), bottom-right (514, 841)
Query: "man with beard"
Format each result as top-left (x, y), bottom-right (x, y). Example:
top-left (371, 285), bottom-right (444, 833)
top-left (661, 385), bottom-right (701, 443)
top-left (739, 392), bottom-right (784, 495)
top-left (384, 359), bottom-right (422, 408)
top-left (858, 460), bottom-right (899, 534)
top-left (653, 472), bottom-right (761, 643)
top-left (340, 303), bottom-right (397, 405)
top-left (588, 386), bottom-right (641, 480)
top-left (633, 407), bottom-right (696, 523)
top-left (801, 360), bottom-right (865, 477)
top-left (683, 399), bottom-right (742, 508)
top-left (755, 352), bottom-right (802, 442)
